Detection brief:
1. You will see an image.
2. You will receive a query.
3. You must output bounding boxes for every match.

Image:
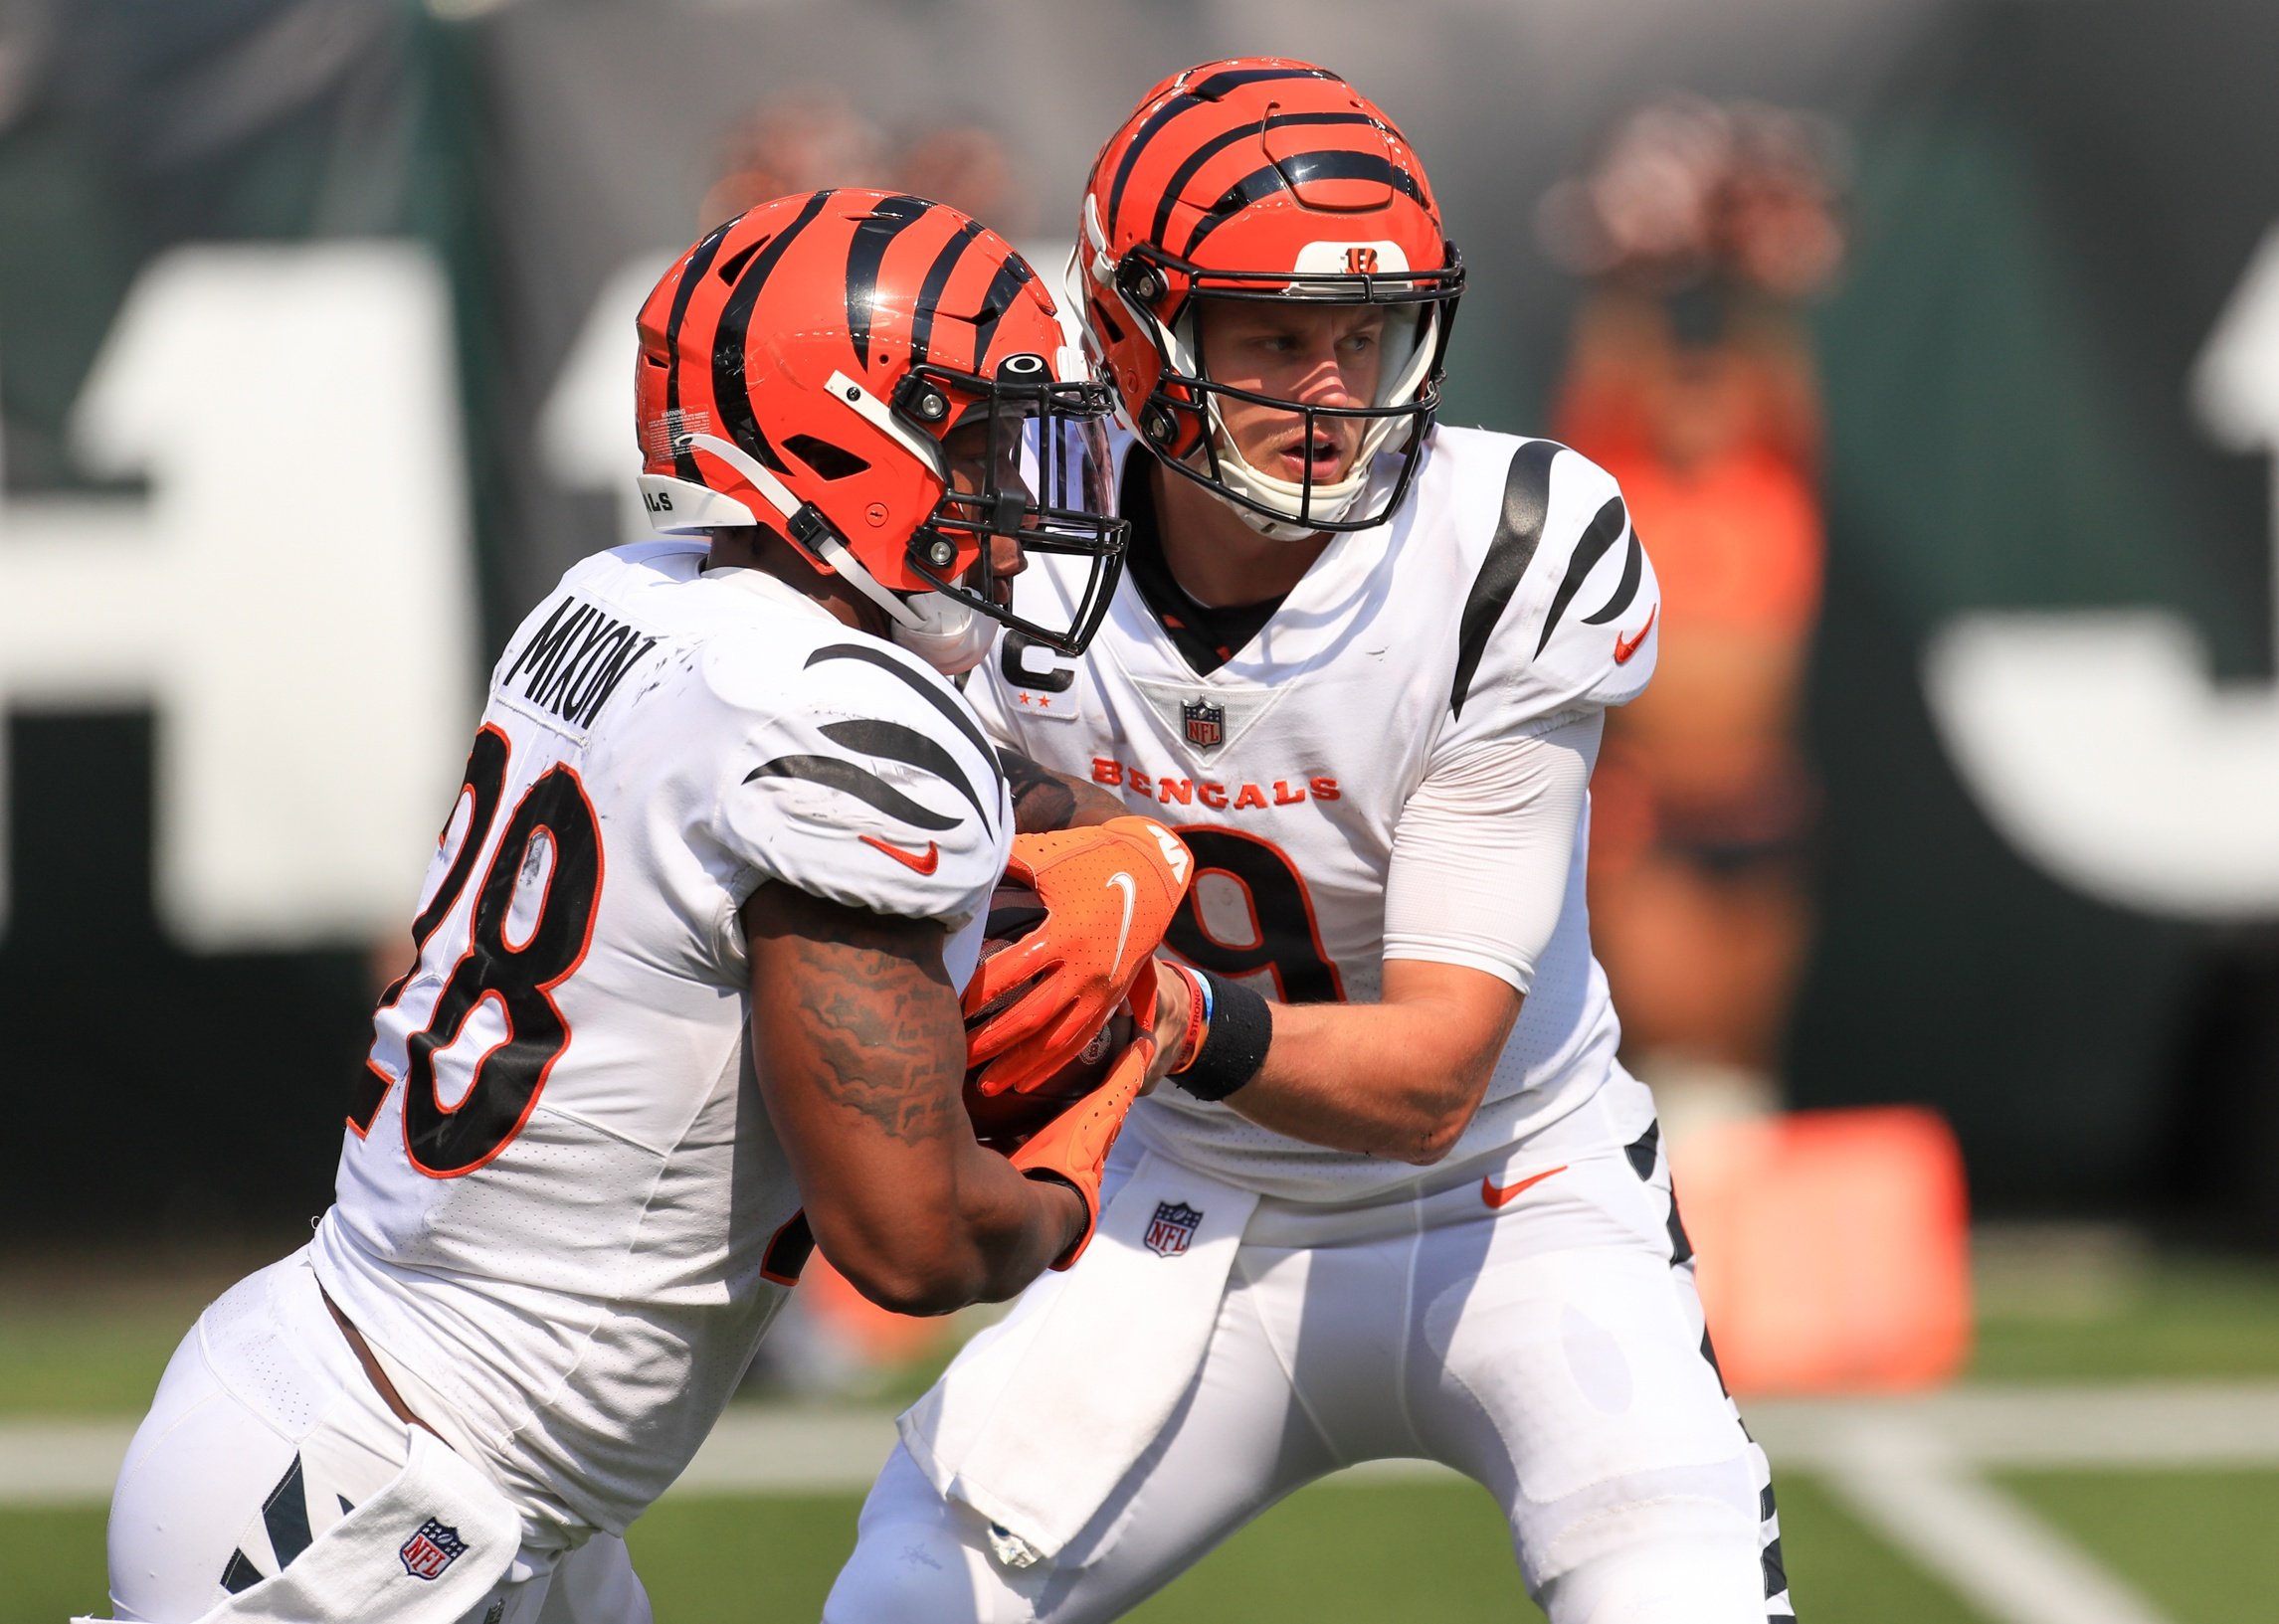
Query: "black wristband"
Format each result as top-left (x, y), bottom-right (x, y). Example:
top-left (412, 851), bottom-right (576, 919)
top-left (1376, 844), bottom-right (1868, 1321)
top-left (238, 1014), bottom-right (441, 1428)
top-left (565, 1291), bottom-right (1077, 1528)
top-left (1172, 972), bottom-right (1271, 1102)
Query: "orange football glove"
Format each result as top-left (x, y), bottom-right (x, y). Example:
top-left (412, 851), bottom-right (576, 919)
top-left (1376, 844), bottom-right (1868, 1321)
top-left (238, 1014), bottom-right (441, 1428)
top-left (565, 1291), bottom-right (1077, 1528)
top-left (1010, 963), bottom-right (1158, 1268)
top-left (965, 815), bottom-right (1193, 1097)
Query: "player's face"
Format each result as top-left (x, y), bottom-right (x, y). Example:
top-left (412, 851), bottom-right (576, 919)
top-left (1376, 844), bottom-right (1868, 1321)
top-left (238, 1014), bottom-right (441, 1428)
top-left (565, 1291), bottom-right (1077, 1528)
top-left (1197, 301), bottom-right (1388, 486)
top-left (942, 416), bottom-right (1029, 603)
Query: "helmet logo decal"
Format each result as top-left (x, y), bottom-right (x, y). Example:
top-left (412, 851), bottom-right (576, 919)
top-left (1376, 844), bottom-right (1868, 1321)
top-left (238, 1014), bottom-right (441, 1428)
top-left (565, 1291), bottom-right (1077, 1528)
top-left (640, 408), bottom-right (713, 464)
top-left (1293, 240), bottom-right (1411, 276)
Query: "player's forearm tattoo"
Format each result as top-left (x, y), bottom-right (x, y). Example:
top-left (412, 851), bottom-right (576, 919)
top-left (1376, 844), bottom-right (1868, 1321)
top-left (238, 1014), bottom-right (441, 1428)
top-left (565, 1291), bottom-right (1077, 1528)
top-left (1000, 747), bottom-right (1123, 832)
top-left (769, 909), bottom-right (964, 1144)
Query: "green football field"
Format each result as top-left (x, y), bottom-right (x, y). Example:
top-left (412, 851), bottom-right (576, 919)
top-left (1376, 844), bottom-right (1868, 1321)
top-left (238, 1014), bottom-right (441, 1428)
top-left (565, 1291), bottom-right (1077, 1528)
top-left (9, 1237), bottom-right (2279, 1623)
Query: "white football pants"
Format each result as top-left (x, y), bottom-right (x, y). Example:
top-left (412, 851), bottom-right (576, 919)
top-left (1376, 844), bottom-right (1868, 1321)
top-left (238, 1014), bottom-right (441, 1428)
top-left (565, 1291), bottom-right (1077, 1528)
top-left (99, 1250), bottom-right (651, 1624)
top-left (827, 1081), bottom-right (1794, 1623)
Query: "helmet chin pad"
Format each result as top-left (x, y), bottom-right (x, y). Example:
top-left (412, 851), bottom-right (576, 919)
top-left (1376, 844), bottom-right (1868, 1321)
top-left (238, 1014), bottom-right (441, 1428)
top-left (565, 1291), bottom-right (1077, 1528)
top-left (890, 591), bottom-right (996, 674)
top-left (1172, 301), bottom-right (1439, 537)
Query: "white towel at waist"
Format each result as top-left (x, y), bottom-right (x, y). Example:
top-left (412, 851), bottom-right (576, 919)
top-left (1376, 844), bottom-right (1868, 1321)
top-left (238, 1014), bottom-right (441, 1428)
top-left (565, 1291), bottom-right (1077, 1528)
top-left (897, 1149), bottom-right (1259, 1563)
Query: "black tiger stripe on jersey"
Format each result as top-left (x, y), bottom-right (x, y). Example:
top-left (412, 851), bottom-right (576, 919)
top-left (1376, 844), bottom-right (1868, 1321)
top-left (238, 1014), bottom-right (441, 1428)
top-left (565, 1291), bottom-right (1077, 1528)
top-left (1449, 439), bottom-right (1561, 718)
top-left (744, 756), bottom-right (962, 832)
top-left (262, 1453), bottom-right (313, 1568)
top-left (712, 187), bottom-right (835, 470)
top-left (217, 1452), bottom-right (312, 1593)
top-left (820, 716), bottom-right (996, 830)
top-left (846, 194), bottom-right (936, 367)
top-left (805, 643), bottom-right (996, 771)
top-left (221, 1548), bottom-right (265, 1594)
top-left (1623, 1118), bottom-right (1660, 1179)
top-left (1533, 494), bottom-right (1630, 657)
top-left (1148, 111), bottom-right (1381, 248)
top-left (1581, 520), bottom-right (1644, 626)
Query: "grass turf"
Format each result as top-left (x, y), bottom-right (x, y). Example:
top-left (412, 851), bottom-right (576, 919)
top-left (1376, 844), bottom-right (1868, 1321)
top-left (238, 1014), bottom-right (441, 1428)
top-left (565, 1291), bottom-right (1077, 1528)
top-left (16, 1245), bottom-right (2279, 1419)
top-left (1995, 1467), bottom-right (2279, 1624)
top-left (5, 1469), bottom-right (1999, 1624)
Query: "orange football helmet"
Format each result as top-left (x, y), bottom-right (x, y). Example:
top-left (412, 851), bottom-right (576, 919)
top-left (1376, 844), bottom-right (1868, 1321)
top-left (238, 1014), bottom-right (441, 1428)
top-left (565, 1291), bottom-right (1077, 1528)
top-left (1075, 60), bottom-right (1467, 537)
top-left (1075, 60), bottom-right (1463, 538)
top-left (637, 189), bottom-right (1128, 669)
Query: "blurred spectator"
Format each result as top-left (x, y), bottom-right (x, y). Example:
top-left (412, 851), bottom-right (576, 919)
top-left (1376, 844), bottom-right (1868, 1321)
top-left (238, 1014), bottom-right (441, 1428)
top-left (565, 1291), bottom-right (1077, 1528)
top-left (699, 90), bottom-right (1033, 242)
top-left (1540, 95), bottom-right (1850, 1139)
top-left (698, 90), bottom-right (892, 228)
top-left (894, 119), bottom-right (1035, 239)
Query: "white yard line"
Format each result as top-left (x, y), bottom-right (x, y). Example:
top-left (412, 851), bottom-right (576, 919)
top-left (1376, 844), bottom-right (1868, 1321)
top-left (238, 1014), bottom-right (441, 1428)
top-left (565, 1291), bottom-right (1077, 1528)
top-left (1748, 1382), bottom-right (2279, 1471)
top-left (1813, 1417), bottom-right (2175, 1624)
top-left (0, 1386), bottom-right (2231, 1624)
top-left (0, 1422), bottom-right (139, 1507)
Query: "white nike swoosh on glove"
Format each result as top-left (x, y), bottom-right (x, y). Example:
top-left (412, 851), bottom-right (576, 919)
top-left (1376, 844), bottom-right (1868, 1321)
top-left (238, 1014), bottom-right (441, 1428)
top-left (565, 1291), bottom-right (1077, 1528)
top-left (1105, 871), bottom-right (1138, 976)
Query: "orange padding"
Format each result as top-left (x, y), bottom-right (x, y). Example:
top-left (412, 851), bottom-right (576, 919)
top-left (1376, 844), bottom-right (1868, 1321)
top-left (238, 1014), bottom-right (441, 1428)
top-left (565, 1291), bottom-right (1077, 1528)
top-left (800, 1254), bottom-right (960, 1364)
top-left (1670, 1106), bottom-right (1971, 1395)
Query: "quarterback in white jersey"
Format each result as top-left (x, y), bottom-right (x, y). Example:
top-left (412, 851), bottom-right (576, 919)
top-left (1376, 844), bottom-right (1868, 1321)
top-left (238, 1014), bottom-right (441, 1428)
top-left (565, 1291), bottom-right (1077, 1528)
top-left (93, 192), bottom-right (1192, 1624)
top-left (828, 62), bottom-right (1795, 1624)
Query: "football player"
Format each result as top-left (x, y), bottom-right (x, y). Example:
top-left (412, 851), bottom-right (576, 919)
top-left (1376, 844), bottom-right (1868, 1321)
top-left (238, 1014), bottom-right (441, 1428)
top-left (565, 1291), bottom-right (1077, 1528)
top-left (827, 63), bottom-right (1796, 1624)
top-left (90, 191), bottom-right (1191, 1624)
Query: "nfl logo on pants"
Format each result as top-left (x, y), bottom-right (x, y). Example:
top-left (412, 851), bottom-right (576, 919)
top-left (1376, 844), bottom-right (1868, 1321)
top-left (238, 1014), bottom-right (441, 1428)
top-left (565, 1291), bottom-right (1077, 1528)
top-left (1145, 1200), bottom-right (1203, 1257)
top-left (1181, 699), bottom-right (1224, 749)
top-left (399, 1518), bottom-right (470, 1580)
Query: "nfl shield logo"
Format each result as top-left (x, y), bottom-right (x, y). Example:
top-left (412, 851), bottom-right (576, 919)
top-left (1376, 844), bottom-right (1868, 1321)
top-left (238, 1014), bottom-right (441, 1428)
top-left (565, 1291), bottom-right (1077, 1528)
top-left (1145, 1200), bottom-right (1203, 1257)
top-left (1181, 699), bottom-right (1225, 749)
top-left (399, 1518), bottom-right (469, 1581)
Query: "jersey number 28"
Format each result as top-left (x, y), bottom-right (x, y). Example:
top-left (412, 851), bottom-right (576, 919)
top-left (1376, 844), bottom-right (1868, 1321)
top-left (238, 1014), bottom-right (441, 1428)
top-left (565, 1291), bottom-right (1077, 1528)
top-left (350, 725), bottom-right (604, 1175)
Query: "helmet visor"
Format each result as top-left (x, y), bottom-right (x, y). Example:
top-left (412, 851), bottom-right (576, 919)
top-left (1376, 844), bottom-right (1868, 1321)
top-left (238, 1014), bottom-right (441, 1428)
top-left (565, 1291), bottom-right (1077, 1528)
top-left (1121, 246), bottom-right (1463, 533)
top-left (907, 361), bottom-right (1129, 656)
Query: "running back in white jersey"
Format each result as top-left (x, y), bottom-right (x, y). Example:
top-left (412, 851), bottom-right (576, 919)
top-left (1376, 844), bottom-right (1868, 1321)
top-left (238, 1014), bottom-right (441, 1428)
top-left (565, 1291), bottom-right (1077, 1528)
top-left (973, 428), bottom-right (1658, 1201)
top-left (312, 540), bottom-right (1011, 1539)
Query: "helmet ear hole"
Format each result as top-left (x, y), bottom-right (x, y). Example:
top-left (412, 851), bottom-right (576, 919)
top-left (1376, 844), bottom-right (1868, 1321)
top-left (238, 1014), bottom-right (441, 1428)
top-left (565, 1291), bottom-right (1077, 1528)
top-left (782, 434), bottom-right (871, 480)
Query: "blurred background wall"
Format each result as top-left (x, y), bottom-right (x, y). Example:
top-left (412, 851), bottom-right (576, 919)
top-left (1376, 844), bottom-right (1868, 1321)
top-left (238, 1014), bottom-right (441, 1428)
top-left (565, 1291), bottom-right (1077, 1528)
top-left (4, 0), bottom-right (2278, 1242)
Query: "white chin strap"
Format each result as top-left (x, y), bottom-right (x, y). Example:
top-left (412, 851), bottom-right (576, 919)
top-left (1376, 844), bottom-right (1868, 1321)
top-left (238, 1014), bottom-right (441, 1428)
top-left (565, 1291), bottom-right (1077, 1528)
top-left (1209, 437), bottom-right (1379, 539)
top-left (812, 532), bottom-right (995, 675)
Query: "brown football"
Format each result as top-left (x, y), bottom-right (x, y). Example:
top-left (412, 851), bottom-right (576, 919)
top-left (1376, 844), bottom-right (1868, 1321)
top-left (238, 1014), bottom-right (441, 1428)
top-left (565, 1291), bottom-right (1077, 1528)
top-left (962, 880), bottom-right (1134, 1146)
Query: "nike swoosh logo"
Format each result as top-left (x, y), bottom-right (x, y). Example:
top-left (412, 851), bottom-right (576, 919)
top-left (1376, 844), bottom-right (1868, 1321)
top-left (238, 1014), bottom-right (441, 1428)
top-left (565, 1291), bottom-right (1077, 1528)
top-left (1613, 605), bottom-right (1657, 665)
top-left (1105, 871), bottom-right (1138, 975)
top-left (860, 833), bottom-right (940, 874)
top-left (1480, 1165), bottom-right (1568, 1208)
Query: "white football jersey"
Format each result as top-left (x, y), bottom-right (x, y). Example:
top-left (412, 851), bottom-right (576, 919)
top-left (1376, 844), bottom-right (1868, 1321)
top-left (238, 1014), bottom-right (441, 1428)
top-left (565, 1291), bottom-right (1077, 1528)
top-left (311, 540), bottom-right (1010, 1537)
top-left (972, 427), bottom-right (1658, 1200)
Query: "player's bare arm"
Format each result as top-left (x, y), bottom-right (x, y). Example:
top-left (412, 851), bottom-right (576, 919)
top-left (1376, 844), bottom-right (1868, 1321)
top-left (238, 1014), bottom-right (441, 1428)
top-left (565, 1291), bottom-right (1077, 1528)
top-left (1221, 962), bottom-right (1522, 1165)
top-left (999, 746), bottom-right (1124, 832)
top-left (743, 883), bottom-right (1085, 1314)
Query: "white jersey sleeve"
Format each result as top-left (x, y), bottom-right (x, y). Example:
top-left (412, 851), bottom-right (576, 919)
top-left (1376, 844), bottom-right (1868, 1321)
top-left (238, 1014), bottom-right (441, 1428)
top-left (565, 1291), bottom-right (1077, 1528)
top-left (1381, 710), bottom-right (1603, 994)
top-left (1438, 440), bottom-right (1658, 761)
top-left (702, 633), bottom-right (1011, 930)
